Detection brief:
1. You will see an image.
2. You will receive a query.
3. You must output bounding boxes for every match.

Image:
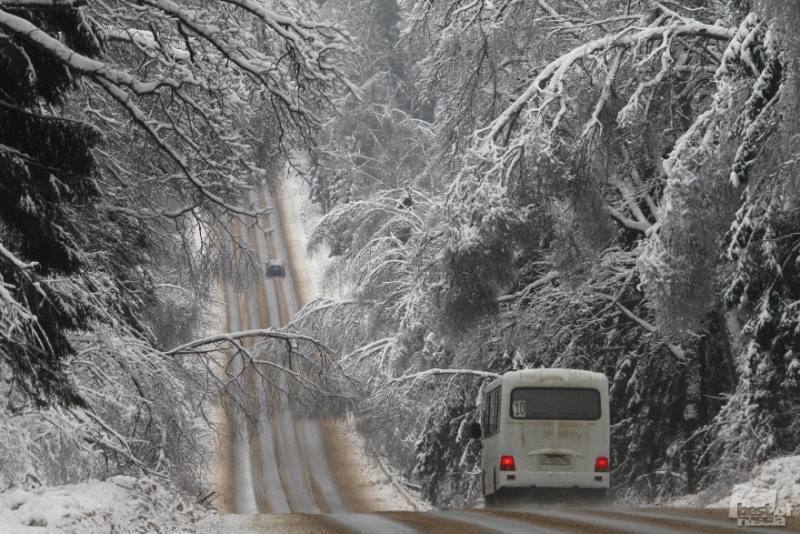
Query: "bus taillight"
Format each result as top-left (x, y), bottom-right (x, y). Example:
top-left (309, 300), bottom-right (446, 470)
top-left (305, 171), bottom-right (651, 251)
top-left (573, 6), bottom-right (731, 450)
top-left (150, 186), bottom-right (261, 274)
top-left (594, 456), bottom-right (610, 472)
top-left (499, 455), bottom-right (516, 471)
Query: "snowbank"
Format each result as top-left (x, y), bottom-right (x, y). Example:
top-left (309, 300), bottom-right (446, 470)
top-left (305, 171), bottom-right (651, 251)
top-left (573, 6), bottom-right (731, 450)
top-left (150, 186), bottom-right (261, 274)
top-left (0, 476), bottom-right (202, 533)
top-left (336, 414), bottom-right (427, 512)
top-left (669, 455), bottom-right (800, 514)
top-left (712, 456), bottom-right (800, 513)
top-left (277, 167), bottom-right (336, 299)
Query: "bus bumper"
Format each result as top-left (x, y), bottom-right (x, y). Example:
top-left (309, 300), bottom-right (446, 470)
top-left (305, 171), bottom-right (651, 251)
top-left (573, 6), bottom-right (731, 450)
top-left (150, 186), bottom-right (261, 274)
top-left (498, 471), bottom-right (609, 490)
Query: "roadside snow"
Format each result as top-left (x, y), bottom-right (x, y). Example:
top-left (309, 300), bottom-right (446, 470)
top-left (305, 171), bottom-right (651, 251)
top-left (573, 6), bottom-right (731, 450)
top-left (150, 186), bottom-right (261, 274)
top-left (276, 168), bottom-right (417, 512)
top-left (0, 476), bottom-right (202, 534)
top-left (277, 167), bottom-right (336, 299)
top-left (338, 415), bottom-right (428, 512)
top-left (711, 456), bottom-right (800, 512)
top-left (669, 455), bottom-right (800, 513)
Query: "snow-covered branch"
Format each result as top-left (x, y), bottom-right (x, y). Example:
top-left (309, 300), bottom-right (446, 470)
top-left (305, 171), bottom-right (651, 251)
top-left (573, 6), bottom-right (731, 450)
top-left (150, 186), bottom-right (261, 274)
top-left (166, 328), bottom-right (328, 356)
top-left (0, 0), bottom-right (351, 218)
top-left (382, 368), bottom-right (499, 386)
top-left (479, 16), bottom-right (735, 147)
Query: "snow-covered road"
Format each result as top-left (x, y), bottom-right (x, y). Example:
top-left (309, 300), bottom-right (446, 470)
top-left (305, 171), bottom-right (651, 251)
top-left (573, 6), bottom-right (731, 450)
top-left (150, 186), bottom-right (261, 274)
top-left (200, 506), bottom-right (790, 533)
top-left (215, 184), bottom-right (417, 533)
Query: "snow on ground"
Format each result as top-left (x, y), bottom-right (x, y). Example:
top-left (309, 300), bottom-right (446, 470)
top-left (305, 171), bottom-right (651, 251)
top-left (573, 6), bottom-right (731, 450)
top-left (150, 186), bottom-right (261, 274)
top-left (277, 167), bottom-right (418, 511)
top-left (0, 476), bottom-right (203, 534)
top-left (277, 166), bottom-right (336, 299)
top-left (201, 285), bottom-right (229, 511)
top-left (276, 168), bottom-right (419, 513)
top-left (338, 414), bottom-right (428, 512)
top-left (669, 455), bottom-right (800, 514)
top-left (711, 456), bottom-right (800, 512)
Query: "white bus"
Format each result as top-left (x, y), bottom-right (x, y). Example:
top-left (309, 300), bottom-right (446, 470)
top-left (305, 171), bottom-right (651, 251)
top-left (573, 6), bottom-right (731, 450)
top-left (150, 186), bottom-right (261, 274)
top-left (471, 369), bottom-right (610, 502)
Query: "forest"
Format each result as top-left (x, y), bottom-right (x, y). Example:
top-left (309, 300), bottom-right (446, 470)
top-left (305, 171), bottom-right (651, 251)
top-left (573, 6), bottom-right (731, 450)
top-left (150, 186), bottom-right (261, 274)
top-left (1, 0), bottom-right (799, 513)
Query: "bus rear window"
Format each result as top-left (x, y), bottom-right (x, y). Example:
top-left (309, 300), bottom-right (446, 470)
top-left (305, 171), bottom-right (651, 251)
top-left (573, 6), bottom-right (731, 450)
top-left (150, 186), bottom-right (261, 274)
top-left (510, 387), bottom-right (601, 420)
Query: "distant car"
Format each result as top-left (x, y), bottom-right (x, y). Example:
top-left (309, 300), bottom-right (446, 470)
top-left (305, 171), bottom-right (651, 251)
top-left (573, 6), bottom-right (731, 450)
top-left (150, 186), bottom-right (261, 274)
top-left (265, 259), bottom-right (286, 277)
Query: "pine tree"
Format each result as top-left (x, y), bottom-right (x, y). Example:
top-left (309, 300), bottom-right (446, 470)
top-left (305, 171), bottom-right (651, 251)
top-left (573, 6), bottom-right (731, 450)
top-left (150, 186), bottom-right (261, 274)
top-left (0, 5), bottom-right (103, 406)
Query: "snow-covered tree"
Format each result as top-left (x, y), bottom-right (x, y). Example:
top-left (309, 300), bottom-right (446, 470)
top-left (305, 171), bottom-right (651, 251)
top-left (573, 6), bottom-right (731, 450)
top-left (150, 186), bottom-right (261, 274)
top-left (299, 0), bottom-right (800, 504)
top-left (1, 1), bottom-right (105, 406)
top-left (308, 0), bottom-right (431, 212)
top-left (0, 0), bottom-right (350, 492)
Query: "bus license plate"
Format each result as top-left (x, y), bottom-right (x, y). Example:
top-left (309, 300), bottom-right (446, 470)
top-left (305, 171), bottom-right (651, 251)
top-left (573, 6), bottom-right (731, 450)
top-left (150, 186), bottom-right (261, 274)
top-left (540, 455), bottom-right (571, 466)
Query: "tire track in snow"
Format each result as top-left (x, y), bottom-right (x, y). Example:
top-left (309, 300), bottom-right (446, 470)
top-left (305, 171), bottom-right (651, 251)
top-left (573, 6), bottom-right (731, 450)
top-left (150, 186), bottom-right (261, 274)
top-left (222, 186), bottom-right (405, 534)
top-left (291, 417), bottom-right (332, 512)
top-left (322, 513), bottom-right (418, 534)
top-left (236, 283), bottom-right (272, 514)
top-left (221, 267), bottom-right (258, 514)
top-left (261, 186), bottom-right (352, 514)
top-left (214, 278), bottom-right (236, 514)
top-left (485, 508), bottom-right (682, 534)
top-left (298, 419), bottom-right (347, 512)
top-left (244, 197), bottom-right (300, 512)
top-left (240, 224), bottom-right (291, 513)
top-left (249, 189), bottom-right (321, 513)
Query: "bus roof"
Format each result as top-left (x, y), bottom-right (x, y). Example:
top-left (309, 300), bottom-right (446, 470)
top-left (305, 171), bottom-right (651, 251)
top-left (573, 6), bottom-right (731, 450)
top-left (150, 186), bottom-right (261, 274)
top-left (487, 368), bottom-right (608, 390)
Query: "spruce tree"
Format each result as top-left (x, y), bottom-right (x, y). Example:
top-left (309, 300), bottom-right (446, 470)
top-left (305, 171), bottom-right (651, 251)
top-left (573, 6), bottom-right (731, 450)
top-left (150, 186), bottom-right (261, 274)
top-left (0, 5), bottom-right (102, 406)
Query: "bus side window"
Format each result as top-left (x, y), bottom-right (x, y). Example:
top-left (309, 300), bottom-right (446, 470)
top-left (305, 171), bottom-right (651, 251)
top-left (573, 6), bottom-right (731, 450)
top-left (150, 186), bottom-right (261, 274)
top-left (494, 388), bottom-right (500, 432)
top-left (489, 390), bottom-right (494, 435)
top-left (487, 390), bottom-right (494, 435)
top-left (482, 392), bottom-right (490, 432)
top-left (492, 388), bottom-right (500, 434)
top-left (485, 388), bottom-right (500, 436)
top-left (484, 392), bottom-right (494, 436)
